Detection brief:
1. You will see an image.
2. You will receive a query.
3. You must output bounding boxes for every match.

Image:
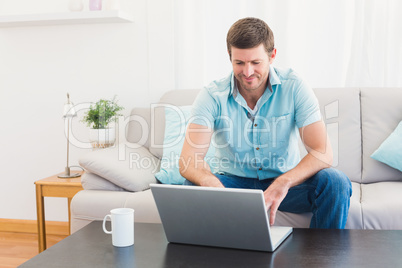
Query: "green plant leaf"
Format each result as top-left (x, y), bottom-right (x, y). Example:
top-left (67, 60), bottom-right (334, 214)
top-left (82, 97), bottom-right (124, 129)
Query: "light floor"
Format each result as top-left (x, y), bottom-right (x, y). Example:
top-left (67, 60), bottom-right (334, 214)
top-left (0, 232), bottom-right (67, 268)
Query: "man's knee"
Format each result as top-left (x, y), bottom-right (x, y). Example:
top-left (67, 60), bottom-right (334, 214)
top-left (315, 168), bottom-right (352, 197)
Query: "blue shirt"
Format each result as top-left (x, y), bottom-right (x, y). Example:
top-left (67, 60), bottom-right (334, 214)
top-left (191, 66), bottom-right (321, 179)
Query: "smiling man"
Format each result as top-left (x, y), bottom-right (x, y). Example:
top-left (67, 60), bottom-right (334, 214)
top-left (179, 17), bottom-right (352, 229)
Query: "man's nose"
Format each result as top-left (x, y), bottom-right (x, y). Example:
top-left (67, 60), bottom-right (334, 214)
top-left (243, 64), bottom-right (254, 77)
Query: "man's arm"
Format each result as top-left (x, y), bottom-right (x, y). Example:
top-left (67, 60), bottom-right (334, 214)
top-left (179, 123), bottom-right (224, 187)
top-left (264, 120), bottom-right (333, 225)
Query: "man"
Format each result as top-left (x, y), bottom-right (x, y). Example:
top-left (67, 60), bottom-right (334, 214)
top-left (179, 17), bottom-right (352, 229)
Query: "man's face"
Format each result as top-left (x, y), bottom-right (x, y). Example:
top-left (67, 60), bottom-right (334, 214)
top-left (231, 44), bottom-right (276, 94)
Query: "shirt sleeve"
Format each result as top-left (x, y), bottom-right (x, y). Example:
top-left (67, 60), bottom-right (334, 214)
top-left (294, 80), bottom-right (322, 128)
top-left (190, 88), bottom-right (218, 129)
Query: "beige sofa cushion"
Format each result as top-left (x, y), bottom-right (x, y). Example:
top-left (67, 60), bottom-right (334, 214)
top-left (361, 88), bottom-right (402, 183)
top-left (303, 88), bottom-right (362, 183)
top-left (71, 189), bottom-right (161, 233)
top-left (126, 107), bottom-right (152, 149)
top-left (125, 90), bottom-right (201, 158)
top-left (361, 182), bottom-right (402, 229)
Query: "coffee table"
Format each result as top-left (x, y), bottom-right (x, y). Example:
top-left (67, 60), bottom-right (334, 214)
top-left (20, 221), bottom-right (402, 267)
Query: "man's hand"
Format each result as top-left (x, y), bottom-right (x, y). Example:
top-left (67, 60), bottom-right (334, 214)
top-left (197, 173), bottom-right (225, 188)
top-left (263, 177), bottom-right (291, 225)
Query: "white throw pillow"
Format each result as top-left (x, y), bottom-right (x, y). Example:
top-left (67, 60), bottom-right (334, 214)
top-left (79, 145), bottom-right (160, 192)
top-left (81, 171), bottom-right (125, 191)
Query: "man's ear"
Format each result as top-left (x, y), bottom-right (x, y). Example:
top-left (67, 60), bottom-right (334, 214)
top-left (269, 48), bottom-right (277, 64)
top-left (228, 50), bottom-right (232, 61)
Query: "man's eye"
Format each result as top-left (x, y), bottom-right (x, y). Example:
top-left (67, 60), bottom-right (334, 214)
top-left (253, 62), bottom-right (261, 65)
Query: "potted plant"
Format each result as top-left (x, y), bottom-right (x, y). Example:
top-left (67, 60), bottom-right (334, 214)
top-left (82, 97), bottom-right (123, 148)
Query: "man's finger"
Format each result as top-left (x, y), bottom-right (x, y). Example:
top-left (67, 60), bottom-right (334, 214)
top-left (270, 205), bottom-right (277, 225)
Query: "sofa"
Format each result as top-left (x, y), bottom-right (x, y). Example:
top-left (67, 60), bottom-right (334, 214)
top-left (71, 88), bottom-right (402, 233)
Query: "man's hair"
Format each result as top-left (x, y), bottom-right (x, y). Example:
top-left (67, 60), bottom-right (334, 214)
top-left (226, 17), bottom-right (274, 59)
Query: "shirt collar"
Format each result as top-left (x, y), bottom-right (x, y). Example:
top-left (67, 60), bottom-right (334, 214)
top-left (269, 65), bottom-right (281, 87)
top-left (230, 73), bottom-right (236, 97)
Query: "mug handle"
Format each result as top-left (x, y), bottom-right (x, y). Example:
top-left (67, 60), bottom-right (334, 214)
top-left (102, 214), bottom-right (112, 234)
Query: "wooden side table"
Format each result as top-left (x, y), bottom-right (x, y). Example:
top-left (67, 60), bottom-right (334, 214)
top-left (35, 171), bottom-right (84, 253)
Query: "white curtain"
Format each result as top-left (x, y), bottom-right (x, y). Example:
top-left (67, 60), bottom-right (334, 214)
top-left (173, 0), bottom-right (402, 89)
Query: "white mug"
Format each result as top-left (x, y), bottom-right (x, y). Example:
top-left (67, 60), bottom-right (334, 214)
top-left (103, 208), bottom-right (134, 247)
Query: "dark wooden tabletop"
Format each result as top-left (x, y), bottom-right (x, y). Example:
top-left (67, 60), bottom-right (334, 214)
top-left (20, 221), bottom-right (402, 268)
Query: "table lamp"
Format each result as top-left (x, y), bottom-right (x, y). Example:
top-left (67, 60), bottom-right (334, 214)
top-left (58, 93), bottom-right (81, 178)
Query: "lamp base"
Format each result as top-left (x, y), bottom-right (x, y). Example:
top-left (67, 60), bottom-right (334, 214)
top-left (58, 167), bottom-right (81, 179)
top-left (58, 173), bottom-right (81, 178)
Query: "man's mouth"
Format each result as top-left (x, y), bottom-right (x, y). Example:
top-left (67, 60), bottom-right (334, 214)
top-left (244, 76), bottom-right (255, 82)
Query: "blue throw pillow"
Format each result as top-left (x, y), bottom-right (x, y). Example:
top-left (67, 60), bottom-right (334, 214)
top-left (155, 105), bottom-right (216, 184)
top-left (371, 121), bottom-right (402, 172)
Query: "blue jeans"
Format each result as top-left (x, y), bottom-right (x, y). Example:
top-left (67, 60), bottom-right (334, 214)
top-left (183, 168), bottom-right (352, 229)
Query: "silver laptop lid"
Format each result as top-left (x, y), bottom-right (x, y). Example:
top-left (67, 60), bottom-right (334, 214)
top-left (150, 184), bottom-right (292, 252)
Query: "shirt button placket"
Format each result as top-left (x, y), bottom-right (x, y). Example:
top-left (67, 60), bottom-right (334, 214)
top-left (253, 119), bottom-right (263, 176)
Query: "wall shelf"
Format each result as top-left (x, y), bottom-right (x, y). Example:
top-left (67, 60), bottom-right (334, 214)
top-left (0, 10), bottom-right (134, 27)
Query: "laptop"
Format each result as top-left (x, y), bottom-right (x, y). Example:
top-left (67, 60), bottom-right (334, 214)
top-left (150, 184), bottom-right (292, 252)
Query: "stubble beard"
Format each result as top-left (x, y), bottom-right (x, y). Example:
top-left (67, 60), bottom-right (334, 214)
top-left (237, 73), bottom-right (266, 93)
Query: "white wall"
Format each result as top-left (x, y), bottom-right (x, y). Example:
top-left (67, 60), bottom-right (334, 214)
top-left (0, 0), bottom-right (175, 221)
